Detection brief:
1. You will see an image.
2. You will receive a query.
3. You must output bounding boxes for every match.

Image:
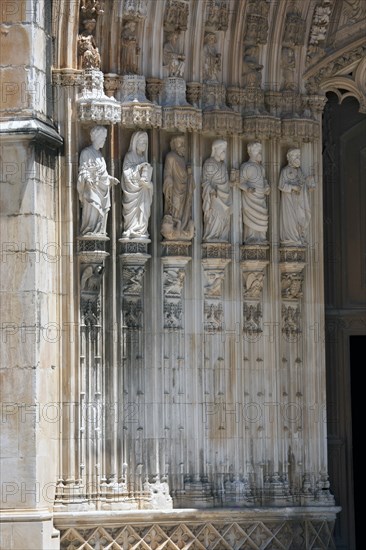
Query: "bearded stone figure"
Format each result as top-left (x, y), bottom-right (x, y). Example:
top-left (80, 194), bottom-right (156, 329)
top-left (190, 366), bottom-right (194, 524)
top-left (279, 148), bottom-right (315, 246)
top-left (202, 140), bottom-right (232, 242)
top-left (77, 126), bottom-right (118, 236)
top-left (121, 131), bottom-right (153, 240)
top-left (161, 136), bottom-right (195, 241)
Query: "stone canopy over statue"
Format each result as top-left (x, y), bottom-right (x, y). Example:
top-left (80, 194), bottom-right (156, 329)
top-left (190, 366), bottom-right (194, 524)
top-left (279, 147), bottom-right (315, 246)
top-left (77, 126), bottom-right (118, 236)
top-left (161, 136), bottom-right (195, 241)
top-left (202, 139), bottom-right (232, 242)
top-left (121, 131), bottom-right (153, 240)
top-left (239, 141), bottom-right (270, 244)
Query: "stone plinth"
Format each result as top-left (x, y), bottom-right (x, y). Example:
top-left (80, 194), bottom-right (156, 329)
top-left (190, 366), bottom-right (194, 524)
top-left (77, 70), bottom-right (121, 124)
top-left (77, 235), bottom-right (109, 264)
top-left (55, 507), bottom-right (341, 549)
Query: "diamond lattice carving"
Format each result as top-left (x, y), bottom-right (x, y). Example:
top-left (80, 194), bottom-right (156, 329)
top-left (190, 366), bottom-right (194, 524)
top-left (58, 517), bottom-right (336, 549)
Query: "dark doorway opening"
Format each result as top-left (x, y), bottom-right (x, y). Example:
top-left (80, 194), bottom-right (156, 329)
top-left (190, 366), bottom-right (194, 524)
top-left (349, 335), bottom-right (365, 549)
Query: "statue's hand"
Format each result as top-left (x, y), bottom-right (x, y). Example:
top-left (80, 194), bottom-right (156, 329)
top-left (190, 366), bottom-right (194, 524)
top-left (110, 176), bottom-right (119, 186)
top-left (247, 186), bottom-right (256, 194)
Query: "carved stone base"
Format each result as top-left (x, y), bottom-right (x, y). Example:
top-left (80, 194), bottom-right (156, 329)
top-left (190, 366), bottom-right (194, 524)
top-left (120, 74), bottom-right (148, 103)
top-left (240, 244), bottom-right (269, 267)
top-left (202, 82), bottom-right (227, 110)
top-left (77, 70), bottom-right (121, 124)
top-left (202, 242), bottom-right (232, 260)
top-left (162, 106), bottom-right (202, 132)
top-left (55, 507), bottom-right (340, 549)
top-left (239, 86), bottom-right (265, 115)
top-left (279, 245), bottom-right (306, 264)
top-left (162, 77), bottom-right (189, 107)
top-left (77, 235), bottom-right (109, 263)
top-left (119, 238), bottom-right (150, 256)
top-left (161, 241), bottom-right (192, 258)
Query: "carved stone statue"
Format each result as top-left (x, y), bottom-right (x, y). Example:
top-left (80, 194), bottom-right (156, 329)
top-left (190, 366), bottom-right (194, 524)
top-left (279, 148), bottom-right (315, 246)
top-left (77, 126), bottom-right (118, 236)
top-left (242, 45), bottom-right (263, 88)
top-left (281, 47), bottom-right (296, 90)
top-left (202, 140), bottom-right (232, 242)
top-left (239, 142), bottom-right (270, 244)
top-left (77, 18), bottom-right (101, 69)
top-left (203, 32), bottom-right (221, 82)
top-left (244, 272), bottom-right (264, 299)
top-left (161, 136), bottom-right (195, 241)
top-left (121, 131), bottom-right (153, 240)
top-left (121, 21), bottom-right (140, 74)
top-left (163, 31), bottom-right (185, 77)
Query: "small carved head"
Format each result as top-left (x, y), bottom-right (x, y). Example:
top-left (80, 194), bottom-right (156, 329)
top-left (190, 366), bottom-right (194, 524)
top-left (90, 125), bottom-right (108, 149)
top-left (171, 135), bottom-right (186, 157)
top-left (247, 141), bottom-right (262, 162)
top-left (287, 147), bottom-right (301, 168)
top-left (212, 139), bottom-right (227, 162)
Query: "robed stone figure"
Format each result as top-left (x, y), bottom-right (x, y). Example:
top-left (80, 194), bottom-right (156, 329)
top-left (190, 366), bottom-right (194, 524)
top-left (202, 140), bottom-right (232, 242)
top-left (279, 148), bottom-right (315, 246)
top-left (77, 126), bottom-right (118, 236)
top-left (121, 131), bottom-right (153, 240)
top-left (161, 136), bottom-right (195, 241)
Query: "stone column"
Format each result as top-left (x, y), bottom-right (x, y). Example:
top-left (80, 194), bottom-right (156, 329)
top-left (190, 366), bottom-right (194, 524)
top-left (0, 1), bottom-right (62, 547)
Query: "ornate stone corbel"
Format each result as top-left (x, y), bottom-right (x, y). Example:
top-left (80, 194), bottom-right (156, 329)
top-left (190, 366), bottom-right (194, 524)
top-left (119, 75), bottom-right (162, 128)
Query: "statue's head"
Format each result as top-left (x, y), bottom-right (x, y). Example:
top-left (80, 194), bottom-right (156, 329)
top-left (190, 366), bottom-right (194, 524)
top-left (205, 32), bottom-right (216, 45)
top-left (130, 131), bottom-right (148, 158)
top-left (211, 139), bottom-right (227, 162)
top-left (287, 147), bottom-right (301, 167)
top-left (247, 141), bottom-right (262, 162)
top-left (170, 135), bottom-right (186, 157)
top-left (90, 125), bottom-right (107, 149)
top-left (83, 18), bottom-right (97, 32)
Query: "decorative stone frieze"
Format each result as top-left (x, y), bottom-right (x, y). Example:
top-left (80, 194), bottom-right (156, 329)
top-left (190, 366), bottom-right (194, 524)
top-left (56, 509), bottom-right (339, 550)
top-left (52, 69), bottom-right (84, 87)
top-left (240, 244), bottom-right (269, 264)
top-left (281, 119), bottom-right (320, 142)
top-left (242, 116), bottom-right (281, 140)
top-left (162, 106), bottom-right (202, 132)
top-left (203, 110), bottom-right (242, 135)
